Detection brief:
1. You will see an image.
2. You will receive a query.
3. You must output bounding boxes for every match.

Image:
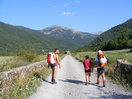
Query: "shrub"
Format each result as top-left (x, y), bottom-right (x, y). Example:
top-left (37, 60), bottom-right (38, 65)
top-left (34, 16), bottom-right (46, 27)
top-left (17, 50), bottom-right (37, 62)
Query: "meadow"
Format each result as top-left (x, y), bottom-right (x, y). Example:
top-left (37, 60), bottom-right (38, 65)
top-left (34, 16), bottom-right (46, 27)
top-left (72, 49), bottom-right (132, 63)
top-left (0, 55), bottom-right (46, 72)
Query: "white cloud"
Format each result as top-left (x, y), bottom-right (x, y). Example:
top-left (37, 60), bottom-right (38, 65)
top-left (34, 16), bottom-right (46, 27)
top-left (60, 12), bottom-right (75, 16)
top-left (62, 3), bottom-right (71, 7)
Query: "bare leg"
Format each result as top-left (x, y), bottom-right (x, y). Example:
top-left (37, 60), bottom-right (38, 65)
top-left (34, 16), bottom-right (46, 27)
top-left (102, 73), bottom-right (106, 87)
top-left (85, 72), bottom-right (89, 85)
top-left (102, 73), bottom-right (106, 81)
top-left (88, 72), bottom-right (91, 82)
top-left (53, 66), bottom-right (58, 82)
top-left (51, 67), bottom-right (54, 82)
top-left (85, 73), bottom-right (88, 83)
top-left (97, 73), bottom-right (100, 84)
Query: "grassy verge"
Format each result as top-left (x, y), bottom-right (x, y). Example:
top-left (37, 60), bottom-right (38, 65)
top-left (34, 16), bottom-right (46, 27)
top-left (0, 67), bottom-right (51, 99)
top-left (0, 55), bottom-right (47, 72)
top-left (72, 49), bottom-right (132, 90)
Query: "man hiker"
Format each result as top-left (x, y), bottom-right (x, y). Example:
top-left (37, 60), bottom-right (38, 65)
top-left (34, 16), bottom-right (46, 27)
top-left (47, 48), bottom-right (60, 84)
top-left (95, 50), bottom-right (107, 87)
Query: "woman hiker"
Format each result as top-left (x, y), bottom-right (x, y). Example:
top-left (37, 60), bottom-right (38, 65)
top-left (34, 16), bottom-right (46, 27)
top-left (95, 50), bottom-right (107, 87)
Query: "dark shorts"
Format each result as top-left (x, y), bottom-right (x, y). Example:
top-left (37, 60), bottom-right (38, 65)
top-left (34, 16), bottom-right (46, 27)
top-left (49, 63), bottom-right (57, 68)
top-left (97, 67), bottom-right (105, 74)
top-left (85, 70), bottom-right (91, 72)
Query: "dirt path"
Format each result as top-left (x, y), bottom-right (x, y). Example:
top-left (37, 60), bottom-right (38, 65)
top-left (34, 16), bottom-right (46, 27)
top-left (30, 55), bottom-right (132, 99)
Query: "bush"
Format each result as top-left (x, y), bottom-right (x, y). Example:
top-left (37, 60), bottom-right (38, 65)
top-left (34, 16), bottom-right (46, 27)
top-left (17, 50), bottom-right (37, 62)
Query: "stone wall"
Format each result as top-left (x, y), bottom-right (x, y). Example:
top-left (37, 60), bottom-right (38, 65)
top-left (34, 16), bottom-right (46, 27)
top-left (115, 60), bottom-right (132, 86)
top-left (0, 60), bottom-right (47, 92)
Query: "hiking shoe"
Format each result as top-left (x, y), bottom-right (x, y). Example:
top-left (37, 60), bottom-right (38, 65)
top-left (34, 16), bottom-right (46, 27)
top-left (96, 82), bottom-right (99, 84)
top-left (103, 85), bottom-right (105, 87)
top-left (52, 81), bottom-right (57, 84)
top-left (103, 83), bottom-right (106, 87)
top-left (85, 82), bottom-right (88, 85)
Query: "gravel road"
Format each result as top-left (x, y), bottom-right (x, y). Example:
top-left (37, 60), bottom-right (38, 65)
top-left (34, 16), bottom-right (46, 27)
top-left (30, 55), bottom-right (132, 99)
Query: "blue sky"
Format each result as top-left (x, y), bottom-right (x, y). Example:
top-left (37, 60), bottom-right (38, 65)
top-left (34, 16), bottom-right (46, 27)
top-left (0, 0), bottom-right (132, 33)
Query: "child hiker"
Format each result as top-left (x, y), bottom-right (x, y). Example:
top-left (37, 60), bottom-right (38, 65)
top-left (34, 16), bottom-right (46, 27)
top-left (83, 55), bottom-right (92, 85)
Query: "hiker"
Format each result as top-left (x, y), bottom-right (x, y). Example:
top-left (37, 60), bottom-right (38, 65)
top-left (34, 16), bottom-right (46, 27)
top-left (83, 55), bottom-right (93, 85)
top-left (95, 50), bottom-right (107, 87)
top-left (47, 48), bottom-right (60, 84)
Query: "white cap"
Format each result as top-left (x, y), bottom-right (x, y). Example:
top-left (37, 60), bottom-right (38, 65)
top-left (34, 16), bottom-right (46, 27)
top-left (98, 50), bottom-right (103, 54)
top-left (98, 50), bottom-right (102, 53)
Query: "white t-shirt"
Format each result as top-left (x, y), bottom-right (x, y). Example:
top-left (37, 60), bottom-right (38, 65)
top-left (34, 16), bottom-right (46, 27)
top-left (95, 56), bottom-right (107, 68)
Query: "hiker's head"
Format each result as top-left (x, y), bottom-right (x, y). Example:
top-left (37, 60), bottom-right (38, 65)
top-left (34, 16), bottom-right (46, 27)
top-left (85, 55), bottom-right (89, 59)
top-left (97, 50), bottom-right (103, 56)
top-left (54, 48), bottom-right (59, 53)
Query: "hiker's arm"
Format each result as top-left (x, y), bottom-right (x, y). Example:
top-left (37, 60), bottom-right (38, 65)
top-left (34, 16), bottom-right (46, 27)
top-left (83, 61), bottom-right (85, 70)
top-left (91, 61), bottom-right (94, 72)
top-left (56, 55), bottom-right (61, 67)
top-left (94, 57), bottom-right (98, 66)
top-left (48, 64), bottom-right (50, 68)
top-left (47, 55), bottom-right (50, 68)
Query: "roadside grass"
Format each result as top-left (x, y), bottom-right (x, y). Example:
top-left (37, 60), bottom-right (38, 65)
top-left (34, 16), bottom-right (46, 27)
top-left (0, 55), bottom-right (47, 72)
top-left (72, 49), bottom-right (132, 90)
top-left (0, 67), bottom-right (51, 99)
top-left (0, 52), bottom-right (65, 72)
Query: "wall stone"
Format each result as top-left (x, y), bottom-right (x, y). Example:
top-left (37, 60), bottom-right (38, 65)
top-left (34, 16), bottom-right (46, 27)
top-left (115, 59), bottom-right (132, 86)
top-left (0, 60), bottom-right (47, 92)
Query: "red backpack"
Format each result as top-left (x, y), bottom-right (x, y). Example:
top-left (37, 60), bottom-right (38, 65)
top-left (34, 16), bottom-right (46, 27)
top-left (47, 52), bottom-right (55, 64)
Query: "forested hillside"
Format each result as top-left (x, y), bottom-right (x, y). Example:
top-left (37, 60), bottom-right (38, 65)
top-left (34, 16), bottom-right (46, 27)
top-left (78, 18), bottom-right (132, 51)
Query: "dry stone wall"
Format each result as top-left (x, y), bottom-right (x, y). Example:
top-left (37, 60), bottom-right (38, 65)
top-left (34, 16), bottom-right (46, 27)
top-left (0, 60), bottom-right (47, 92)
top-left (115, 60), bottom-right (132, 86)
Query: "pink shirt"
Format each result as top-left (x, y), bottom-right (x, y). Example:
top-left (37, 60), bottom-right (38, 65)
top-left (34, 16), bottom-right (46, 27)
top-left (83, 59), bottom-right (91, 71)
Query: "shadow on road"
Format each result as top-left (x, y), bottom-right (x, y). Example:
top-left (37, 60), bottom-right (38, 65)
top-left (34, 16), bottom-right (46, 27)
top-left (59, 79), bottom-right (104, 88)
top-left (59, 79), bottom-right (84, 84)
top-left (43, 79), bottom-right (52, 84)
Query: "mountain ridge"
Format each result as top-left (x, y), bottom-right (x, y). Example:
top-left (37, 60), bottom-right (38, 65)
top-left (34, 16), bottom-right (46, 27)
top-left (77, 18), bottom-right (132, 51)
top-left (0, 21), bottom-right (97, 55)
top-left (41, 25), bottom-right (98, 45)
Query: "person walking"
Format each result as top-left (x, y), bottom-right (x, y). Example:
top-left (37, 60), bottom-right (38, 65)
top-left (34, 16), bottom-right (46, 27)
top-left (47, 48), bottom-right (60, 84)
top-left (83, 55), bottom-right (92, 85)
top-left (95, 50), bottom-right (107, 87)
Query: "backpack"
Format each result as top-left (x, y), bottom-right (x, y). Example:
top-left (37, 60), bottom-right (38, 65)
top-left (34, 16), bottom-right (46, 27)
top-left (47, 52), bottom-right (55, 64)
top-left (98, 56), bottom-right (107, 67)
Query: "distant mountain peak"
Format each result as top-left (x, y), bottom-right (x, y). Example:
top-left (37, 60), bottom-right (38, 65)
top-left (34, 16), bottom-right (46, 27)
top-left (41, 25), bottom-right (81, 35)
top-left (40, 25), bottom-right (98, 45)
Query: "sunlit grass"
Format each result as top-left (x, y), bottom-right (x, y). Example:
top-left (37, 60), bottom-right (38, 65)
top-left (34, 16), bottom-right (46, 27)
top-left (0, 55), bottom-right (47, 72)
top-left (72, 49), bottom-right (132, 63)
top-left (0, 67), bottom-right (51, 99)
